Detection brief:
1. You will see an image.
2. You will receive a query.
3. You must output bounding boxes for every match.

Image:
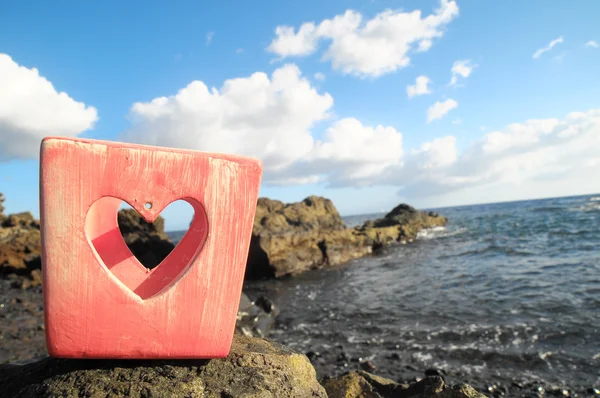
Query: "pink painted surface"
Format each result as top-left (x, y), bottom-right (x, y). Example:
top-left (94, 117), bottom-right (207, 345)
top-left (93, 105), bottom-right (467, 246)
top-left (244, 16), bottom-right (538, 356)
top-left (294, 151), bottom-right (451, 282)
top-left (39, 136), bottom-right (262, 359)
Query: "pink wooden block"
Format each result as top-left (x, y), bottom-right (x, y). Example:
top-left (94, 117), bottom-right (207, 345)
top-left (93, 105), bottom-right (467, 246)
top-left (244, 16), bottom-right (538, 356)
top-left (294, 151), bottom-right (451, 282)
top-left (39, 136), bottom-right (262, 359)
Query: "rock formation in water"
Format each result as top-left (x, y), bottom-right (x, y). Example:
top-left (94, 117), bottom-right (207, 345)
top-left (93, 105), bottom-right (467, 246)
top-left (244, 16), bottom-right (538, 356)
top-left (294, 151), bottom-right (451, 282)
top-left (0, 193), bottom-right (447, 283)
top-left (246, 196), bottom-right (447, 279)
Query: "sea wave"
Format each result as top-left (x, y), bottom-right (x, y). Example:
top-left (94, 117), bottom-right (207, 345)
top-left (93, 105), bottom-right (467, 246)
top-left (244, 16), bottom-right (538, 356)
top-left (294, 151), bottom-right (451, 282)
top-left (244, 194), bottom-right (600, 393)
top-left (416, 226), bottom-right (468, 240)
top-left (530, 206), bottom-right (564, 213)
top-left (569, 203), bottom-right (600, 212)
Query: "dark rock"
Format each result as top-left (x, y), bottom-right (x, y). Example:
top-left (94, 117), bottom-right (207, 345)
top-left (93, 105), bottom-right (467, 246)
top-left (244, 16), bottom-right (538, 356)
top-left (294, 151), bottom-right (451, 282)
top-left (0, 334), bottom-right (327, 397)
top-left (389, 352), bottom-right (401, 360)
top-left (11, 269), bottom-right (42, 290)
top-left (374, 203), bottom-right (420, 227)
top-left (321, 371), bottom-right (486, 398)
top-left (0, 278), bottom-right (46, 364)
top-left (117, 208), bottom-right (175, 269)
top-left (426, 368), bottom-right (447, 381)
top-left (337, 352), bottom-right (350, 363)
top-left (368, 203), bottom-right (447, 242)
top-left (235, 293), bottom-right (279, 338)
top-left (360, 360), bottom-right (377, 372)
top-left (254, 295), bottom-right (275, 314)
top-left (306, 351), bottom-right (321, 360)
top-left (426, 368), bottom-right (446, 376)
top-left (0, 211), bottom-right (42, 281)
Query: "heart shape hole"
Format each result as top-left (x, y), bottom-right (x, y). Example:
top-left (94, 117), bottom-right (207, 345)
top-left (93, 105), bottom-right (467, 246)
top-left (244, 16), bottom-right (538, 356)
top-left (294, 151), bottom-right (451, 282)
top-left (117, 200), bottom-right (194, 269)
top-left (85, 197), bottom-right (208, 300)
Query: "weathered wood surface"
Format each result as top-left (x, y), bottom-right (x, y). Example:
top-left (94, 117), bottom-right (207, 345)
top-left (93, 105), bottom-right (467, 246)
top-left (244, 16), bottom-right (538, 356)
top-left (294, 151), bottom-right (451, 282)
top-left (39, 137), bottom-right (262, 359)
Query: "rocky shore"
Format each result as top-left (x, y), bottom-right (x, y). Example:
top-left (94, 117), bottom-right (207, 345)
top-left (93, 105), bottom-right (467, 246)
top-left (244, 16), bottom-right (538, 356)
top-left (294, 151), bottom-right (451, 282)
top-left (0, 193), bottom-right (495, 396)
top-left (0, 194), bottom-right (446, 285)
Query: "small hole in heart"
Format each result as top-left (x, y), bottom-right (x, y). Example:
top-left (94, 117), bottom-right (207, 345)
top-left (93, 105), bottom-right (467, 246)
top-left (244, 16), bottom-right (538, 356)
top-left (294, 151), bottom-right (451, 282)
top-left (118, 200), bottom-right (195, 269)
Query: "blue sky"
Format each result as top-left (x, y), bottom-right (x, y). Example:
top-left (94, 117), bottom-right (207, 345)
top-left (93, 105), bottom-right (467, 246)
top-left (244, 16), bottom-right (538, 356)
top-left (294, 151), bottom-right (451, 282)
top-left (1, 0), bottom-right (599, 231)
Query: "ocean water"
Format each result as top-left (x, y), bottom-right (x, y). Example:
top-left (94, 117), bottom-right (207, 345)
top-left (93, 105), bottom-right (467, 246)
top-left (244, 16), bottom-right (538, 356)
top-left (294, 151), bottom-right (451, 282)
top-left (234, 195), bottom-right (600, 392)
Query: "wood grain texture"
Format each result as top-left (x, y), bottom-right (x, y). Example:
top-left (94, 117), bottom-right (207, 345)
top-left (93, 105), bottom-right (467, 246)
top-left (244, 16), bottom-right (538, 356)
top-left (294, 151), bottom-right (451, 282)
top-left (39, 136), bottom-right (263, 359)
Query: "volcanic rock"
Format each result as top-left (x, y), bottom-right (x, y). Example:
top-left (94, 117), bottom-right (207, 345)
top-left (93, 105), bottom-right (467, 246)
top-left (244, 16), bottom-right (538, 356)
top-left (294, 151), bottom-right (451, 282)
top-left (0, 211), bottom-right (41, 281)
top-left (246, 196), bottom-right (447, 279)
top-left (0, 335), bottom-right (327, 397)
top-left (117, 208), bottom-right (175, 269)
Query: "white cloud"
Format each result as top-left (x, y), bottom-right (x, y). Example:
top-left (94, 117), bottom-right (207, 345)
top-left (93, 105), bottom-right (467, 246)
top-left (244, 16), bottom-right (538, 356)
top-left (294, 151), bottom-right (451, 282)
top-left (121, 63), bottom-right (600, 206)
top-left (451, 118), bottom-right (462, 125)
top-left (585, 40), bottom-right (599, 48)
top-left (532, 36), bottom-right (564, 59)
top-left (0, 53), bottom-right (98, 162)
top-left (389, 108), bottom-right (600, 204)
top-left (122, 64), bottom-right (404, 187)
top-left (305, 118), bottom-right (403, 186)
top-left (266, 0), bottom-right (459, 77)
top-left (235, 48), bottom-right (245, 54)
top-left (314, 72), bottom-right (326, 81)
top-left (268, 24), bottom-right (321, 58)
top-left (407, 75), bottom-right (432, 98)
top-left (427, 99), bottom-right (458, 123)
top-left (206, 31), bottom-right (215, 46)
top-left (409, 136), bottom-right (458, 170)
top-left (124, 64), bottom-right (332, 176)
top-left (449, 59), bottom-right (476, 86)
top-left (277, 107), bottom-right (600, 203)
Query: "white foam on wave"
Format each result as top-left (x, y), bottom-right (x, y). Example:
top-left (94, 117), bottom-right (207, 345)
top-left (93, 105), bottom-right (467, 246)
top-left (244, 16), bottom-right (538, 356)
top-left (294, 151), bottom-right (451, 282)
top-left (459, 362), bottom-right (488, 374)
top-left (347, 335), bottom-right (359, 344)
top-left (447, 342), bottom-right (479, 352)
top-left (590, 196), bottom-right (600, 202)
top-left (569, 202), bottom-right (600, 212)
top-left (412, 352), bottom-right (433, 362)
top-left (416, 226), bottom-right (468, 240)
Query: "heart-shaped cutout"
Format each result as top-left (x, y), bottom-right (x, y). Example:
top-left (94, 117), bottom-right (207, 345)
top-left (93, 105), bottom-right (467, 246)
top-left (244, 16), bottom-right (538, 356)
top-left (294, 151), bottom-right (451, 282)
top-left (85, 196), bottom-right (208, 300)
top-left (117, 200), bottom-right (194, 269)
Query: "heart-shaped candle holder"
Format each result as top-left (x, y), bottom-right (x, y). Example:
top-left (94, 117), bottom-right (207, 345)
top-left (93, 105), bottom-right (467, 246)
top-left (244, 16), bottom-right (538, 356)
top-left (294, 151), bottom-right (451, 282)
top-left (40, 136), bottom-right (262, 359)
